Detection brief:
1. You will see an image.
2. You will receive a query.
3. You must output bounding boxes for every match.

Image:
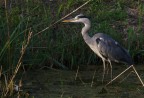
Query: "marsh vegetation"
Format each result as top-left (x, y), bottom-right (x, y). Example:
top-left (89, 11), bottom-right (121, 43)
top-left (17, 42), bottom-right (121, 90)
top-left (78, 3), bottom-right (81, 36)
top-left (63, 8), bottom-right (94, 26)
top-left (0, 0), bottom-right (144, 97)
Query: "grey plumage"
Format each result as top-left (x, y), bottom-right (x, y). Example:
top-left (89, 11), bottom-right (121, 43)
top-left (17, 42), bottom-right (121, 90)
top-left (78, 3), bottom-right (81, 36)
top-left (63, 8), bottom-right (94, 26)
top-left (63, 14), bottom-right (134, 82)
top-left (94, 33), bottom-right (133, 65)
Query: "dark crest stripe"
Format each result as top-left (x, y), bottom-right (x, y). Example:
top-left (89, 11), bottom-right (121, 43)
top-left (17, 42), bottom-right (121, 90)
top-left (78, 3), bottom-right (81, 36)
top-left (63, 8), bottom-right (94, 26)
top-left (78, 15), bottom-right (88, 18)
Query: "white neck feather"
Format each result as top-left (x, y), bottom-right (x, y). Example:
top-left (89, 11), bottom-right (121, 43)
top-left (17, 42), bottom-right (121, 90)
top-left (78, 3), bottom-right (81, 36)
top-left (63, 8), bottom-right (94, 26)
top-left (81, 22), bottom-right (91, 42)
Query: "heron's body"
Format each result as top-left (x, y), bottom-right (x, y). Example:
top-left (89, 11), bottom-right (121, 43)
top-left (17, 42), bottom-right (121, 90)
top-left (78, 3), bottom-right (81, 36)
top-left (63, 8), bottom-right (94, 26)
top-left (86, 33), bottom-right (133, 65)
top-left (66, 14), bottom-right (133, 66)
top-left (62, 14), bottom-right (140, 83)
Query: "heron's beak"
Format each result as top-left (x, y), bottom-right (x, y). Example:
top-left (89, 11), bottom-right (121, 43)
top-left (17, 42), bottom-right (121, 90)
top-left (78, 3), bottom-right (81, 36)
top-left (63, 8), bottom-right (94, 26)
top-left (62, 18), bottom-right (75, 22)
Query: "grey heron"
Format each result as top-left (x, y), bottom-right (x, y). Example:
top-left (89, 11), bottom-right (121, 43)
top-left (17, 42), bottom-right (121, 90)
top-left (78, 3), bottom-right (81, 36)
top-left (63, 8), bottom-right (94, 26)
top-left (62, 14), bottom-right (144, 86)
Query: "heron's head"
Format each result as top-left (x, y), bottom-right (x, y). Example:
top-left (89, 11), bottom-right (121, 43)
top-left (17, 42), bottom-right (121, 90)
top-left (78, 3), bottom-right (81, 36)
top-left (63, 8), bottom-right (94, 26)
top-left (62, 14), bottom-right (90, 24)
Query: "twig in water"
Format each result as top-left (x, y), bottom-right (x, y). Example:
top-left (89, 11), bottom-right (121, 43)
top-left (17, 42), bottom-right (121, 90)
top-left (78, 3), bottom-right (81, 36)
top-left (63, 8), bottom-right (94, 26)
top-left (105, 65), bottom-right (144, 87)
top-left (105, 65), bottom-right (132, 86)
top-left (60, 91), bottom-right (65, 98)
top-left (91, 69), bottom-right (96, 87)
top-left (75, 66), bottom-right (79, 80)
top-left (119, 71), bottom-right (134, 83)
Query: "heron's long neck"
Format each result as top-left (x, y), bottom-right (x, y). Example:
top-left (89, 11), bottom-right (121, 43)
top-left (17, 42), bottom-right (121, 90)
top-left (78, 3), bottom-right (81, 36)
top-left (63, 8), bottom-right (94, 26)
top-left (81, 23), bottom-right (91, 43)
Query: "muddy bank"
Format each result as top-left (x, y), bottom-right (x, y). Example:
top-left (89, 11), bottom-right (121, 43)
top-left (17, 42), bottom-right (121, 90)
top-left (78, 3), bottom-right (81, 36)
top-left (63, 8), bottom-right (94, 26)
top-left (20, 65), bottom-right (144, 98)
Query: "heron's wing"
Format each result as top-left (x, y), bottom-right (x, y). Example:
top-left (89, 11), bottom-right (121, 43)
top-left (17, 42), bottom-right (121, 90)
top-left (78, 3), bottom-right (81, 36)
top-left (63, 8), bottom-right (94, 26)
top-left (95, 36), bottom-right (133, 65)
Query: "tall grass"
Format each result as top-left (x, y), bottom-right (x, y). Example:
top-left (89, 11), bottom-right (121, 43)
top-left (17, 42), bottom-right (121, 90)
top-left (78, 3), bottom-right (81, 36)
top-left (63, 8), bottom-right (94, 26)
top-left (0, 0), bottom-right (144, 96)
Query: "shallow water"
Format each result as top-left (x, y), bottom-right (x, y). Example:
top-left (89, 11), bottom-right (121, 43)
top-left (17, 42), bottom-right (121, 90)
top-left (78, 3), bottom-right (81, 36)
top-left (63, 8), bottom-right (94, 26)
top-left (21, 65), bottom-right (144, 98)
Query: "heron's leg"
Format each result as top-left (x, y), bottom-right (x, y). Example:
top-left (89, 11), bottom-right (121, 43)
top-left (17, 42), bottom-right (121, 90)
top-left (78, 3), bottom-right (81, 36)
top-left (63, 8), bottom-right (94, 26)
top-left (106, 65), bottom-right (144, 87)
top-left (108, 59), bottom-right (112, 80)
top-left (105, 65), bottom-right (132, 86)
top-left (106, 62), bottom-right (109, 75)
top-left (102, 59), bottom-right (106, 83)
